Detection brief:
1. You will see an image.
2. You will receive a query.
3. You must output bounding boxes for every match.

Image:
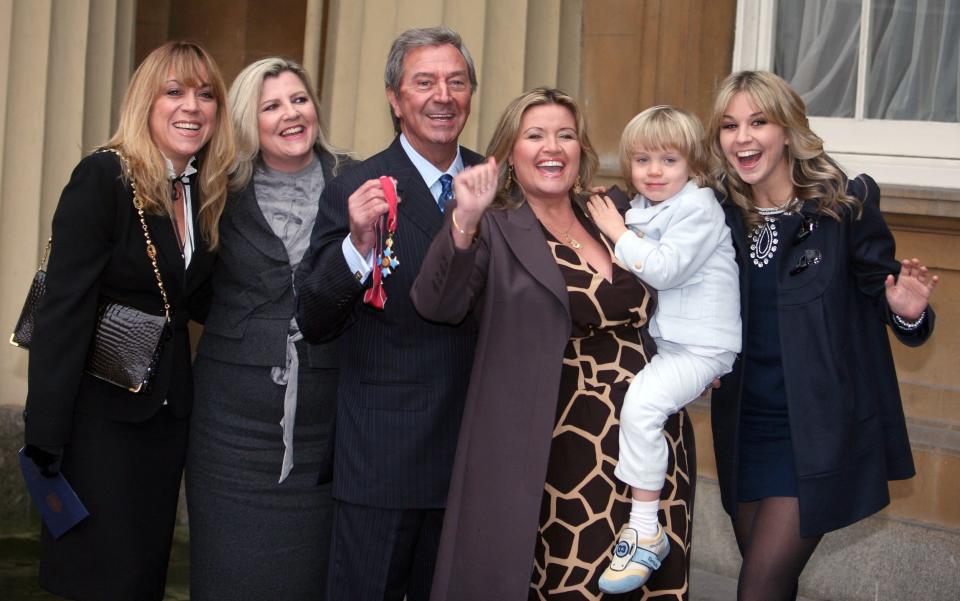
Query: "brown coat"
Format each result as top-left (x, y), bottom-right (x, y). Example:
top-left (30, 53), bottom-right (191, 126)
top-left (413, 202), bottom-right (582, 600)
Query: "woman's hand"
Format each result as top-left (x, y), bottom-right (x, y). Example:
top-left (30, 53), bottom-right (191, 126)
top-left (885, 258), bottom-right (938, 321)
top-left (586, 193), bottom-right (628, 243)
top-left (450, 157), bottom-right (497, 248)
top-left (24, 444), bottom-right (63, 478)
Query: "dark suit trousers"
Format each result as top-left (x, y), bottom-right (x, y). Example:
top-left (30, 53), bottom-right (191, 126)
top-left (326, 500), bottom-right (444, 601)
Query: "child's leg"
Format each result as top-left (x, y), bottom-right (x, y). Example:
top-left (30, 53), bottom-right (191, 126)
top-left (602, 343), bottom-right (734, 594)
top-left (616, 342), bottom-right (735, 524)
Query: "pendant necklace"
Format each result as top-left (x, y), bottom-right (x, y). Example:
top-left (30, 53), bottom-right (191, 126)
top-left (541, 214), bottom-right (583, 250)
top-left (749, 198), bottom-right (797, 268)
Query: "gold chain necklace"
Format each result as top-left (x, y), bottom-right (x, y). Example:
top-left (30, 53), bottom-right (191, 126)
top-left (540, 214), bottom-right (583, 250)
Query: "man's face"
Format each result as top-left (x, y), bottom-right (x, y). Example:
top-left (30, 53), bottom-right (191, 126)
top-left (387, 43), bottom-right (472, 163)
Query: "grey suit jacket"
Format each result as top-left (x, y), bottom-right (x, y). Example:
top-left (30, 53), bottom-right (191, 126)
top-left (198, 151), bottom-right (351, 369)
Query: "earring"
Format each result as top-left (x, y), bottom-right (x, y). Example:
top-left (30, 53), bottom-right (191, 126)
top-left (573, 175), bottom-right (582, 195)
top-left (505, 165), bottom-right (514, 191)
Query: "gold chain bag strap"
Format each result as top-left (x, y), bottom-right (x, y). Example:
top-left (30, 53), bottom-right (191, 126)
top-left (83, 148), bottom-right (172, 393)
top-left (9, 238), bottom-right (53, 348)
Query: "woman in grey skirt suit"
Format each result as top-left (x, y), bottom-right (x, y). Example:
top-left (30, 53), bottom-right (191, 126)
top-left (186, 57), bottom-right (354, 601)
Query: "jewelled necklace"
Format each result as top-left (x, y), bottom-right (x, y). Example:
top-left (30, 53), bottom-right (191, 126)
top-left (749, 199), bottom-right (797, 268)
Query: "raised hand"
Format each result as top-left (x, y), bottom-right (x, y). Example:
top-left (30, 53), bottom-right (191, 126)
top-left (450, 157), bottom-right (497, 247)
top-left (348, 178), bottom-right (396, 257)
top-left (885, 258), bottom-right (938, 321)
top-left (586, 193), bottom-right (628, 243)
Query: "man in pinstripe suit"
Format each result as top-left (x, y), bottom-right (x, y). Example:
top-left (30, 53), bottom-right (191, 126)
top-left (297, 27), bottom-right (483, 601)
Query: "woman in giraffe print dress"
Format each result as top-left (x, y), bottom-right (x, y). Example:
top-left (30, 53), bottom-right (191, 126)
top-left (412, 88), bottom-right (695, 601)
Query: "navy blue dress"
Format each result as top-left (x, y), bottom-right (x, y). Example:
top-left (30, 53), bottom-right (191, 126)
top-left (737, 247), bottom-right (799, 501)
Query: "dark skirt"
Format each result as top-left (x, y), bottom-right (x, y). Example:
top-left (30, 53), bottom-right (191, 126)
top-left (186, 352), bottom-right (337, 601)
top-left (39, 405), bottom-right (189, 601)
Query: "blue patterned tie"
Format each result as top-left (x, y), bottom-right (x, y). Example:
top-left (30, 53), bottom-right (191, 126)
top-left (438, 174), bottom-right (454, 213)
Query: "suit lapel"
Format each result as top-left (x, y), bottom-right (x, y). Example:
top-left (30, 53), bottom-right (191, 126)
top-left (389, 146), bottom-right (444, 239)
top-left (144, 210), bottom-right (185, 288)
top-left (497, 204), bottom-right (570, 315)
top-left (183, 177), bottom-right (212, 295)
top-left (232, 182), bottom-right (289, 263)
top-left (388, 140), bottom-right (486, 240)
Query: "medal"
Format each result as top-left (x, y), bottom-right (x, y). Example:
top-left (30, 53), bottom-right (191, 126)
top-left (363, 176), bottom-right (400, 309)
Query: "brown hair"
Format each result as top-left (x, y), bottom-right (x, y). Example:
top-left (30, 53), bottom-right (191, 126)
top-left (484, 88), bottom-right (598, 210)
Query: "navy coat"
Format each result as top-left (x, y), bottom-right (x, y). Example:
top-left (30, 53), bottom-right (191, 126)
top-left (711, 173), bottom-right (934, 537)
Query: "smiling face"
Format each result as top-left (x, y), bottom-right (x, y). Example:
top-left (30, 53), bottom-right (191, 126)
top-left (257, 70), bottom-right (318, 173)
top-left (149, 67), bottom-right (217, 173)
top-left (719, 91), bottom-right (792, 198)
top-left (629, 146), bottom-right (691, 204)
top-left (509, 103), bottom-right (581, 205)
top-left (386, 43), bottom-right (472, 168)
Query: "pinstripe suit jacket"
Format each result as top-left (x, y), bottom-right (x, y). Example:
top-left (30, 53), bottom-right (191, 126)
top-left (297, 137), bottom-right (483, 508)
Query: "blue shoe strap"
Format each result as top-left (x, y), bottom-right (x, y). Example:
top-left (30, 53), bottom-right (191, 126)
top-left (631, 547), bottom-right (663, 571)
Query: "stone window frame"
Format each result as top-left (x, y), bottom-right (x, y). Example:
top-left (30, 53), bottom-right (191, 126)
top-left (732, 0), bottom-right (960, 190)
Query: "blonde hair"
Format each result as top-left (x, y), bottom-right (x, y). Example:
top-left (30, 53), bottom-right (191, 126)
top-left (619, 105), bottom-right (708, 194)
top-left (706, 70), bottom-right (859, 228)
top-left (104, 41), bottom-right (235, 249)
top-left (228, 57), bottom-right (340, 190)
top-left (485, 88), bottom-right (598, 210)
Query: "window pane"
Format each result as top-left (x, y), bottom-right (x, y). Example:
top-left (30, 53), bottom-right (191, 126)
top-left (868, 0), bottom-right (959, 122)
top-left (775, 0), bottom-right (862, 118)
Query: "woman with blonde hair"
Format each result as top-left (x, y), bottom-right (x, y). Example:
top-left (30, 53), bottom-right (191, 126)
top-left (23, 40), bottom-right (234, 601)
top-left (186, 57), bottom-right (353, 601)
top-left (707, 70), bottom-right (937, 600)
top-left (412, 88), bottom-right (695, 600)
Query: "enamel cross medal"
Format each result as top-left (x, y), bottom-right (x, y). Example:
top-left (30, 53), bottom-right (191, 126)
top-left (363, 175), bottom-right (400, 310)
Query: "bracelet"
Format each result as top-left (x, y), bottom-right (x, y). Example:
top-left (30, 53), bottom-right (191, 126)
top-left (451, 209), bottom-right (476, 237)
top-left (893, 310), bottom-right (925, 331)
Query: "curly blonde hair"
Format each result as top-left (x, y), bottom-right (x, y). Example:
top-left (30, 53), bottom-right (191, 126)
top-left (706, 70), bottom-right (860, 229)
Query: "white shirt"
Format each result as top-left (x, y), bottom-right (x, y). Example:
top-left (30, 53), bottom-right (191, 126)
top-left (163, 156), bottom-right (197, 268)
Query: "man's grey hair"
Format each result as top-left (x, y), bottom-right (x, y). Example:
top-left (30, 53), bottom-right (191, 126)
top-left (384, 26), bottom-right (478, 133)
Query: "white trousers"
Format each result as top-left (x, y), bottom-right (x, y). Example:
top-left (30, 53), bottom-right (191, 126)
top-left (615, 339), bottom-right (736, 491)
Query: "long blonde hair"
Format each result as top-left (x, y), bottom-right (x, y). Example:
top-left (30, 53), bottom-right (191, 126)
top-left (485, 88), bottom-right (598, 210)
top-left (104, 41), bottom-right (235, 249)
top-left (228, 57), bottom-right (340, 190)
top-left (706, 70), bottom-right (859, 228)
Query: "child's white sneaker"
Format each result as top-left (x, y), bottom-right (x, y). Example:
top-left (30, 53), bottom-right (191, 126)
top-left (597, 524), bottom-right (670, 594)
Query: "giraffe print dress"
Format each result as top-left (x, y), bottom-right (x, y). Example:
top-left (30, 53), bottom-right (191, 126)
top-left (529, 235), bottom-right (695, 601)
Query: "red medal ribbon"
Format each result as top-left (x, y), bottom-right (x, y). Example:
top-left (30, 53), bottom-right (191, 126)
top-left (363, 176), bottom-right (399, 309)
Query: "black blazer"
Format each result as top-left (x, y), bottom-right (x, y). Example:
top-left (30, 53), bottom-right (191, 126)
top-left (25, 151), bottom-right (215, 447)
top-left (711, 174), bottom-right (934, 537)
top-left (197, 151), bottom-right (353, 369)
top-left (297, 137), bottom-right (483, 508)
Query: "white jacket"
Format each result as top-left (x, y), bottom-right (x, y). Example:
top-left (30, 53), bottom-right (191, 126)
top-left (615, 181), bottom-right (741, 353)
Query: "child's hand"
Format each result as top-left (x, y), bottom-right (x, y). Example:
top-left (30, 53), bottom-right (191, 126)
top-left (587, 193), bottom-right (628, 242)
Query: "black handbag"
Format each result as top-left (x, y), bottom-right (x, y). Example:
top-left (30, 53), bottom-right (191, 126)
top-left (9, 238), bottom-right (52, 349)
top-left (10, 148), bottom-right (172, 393)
